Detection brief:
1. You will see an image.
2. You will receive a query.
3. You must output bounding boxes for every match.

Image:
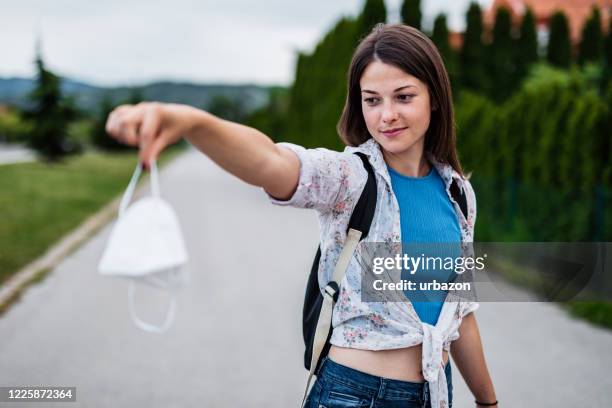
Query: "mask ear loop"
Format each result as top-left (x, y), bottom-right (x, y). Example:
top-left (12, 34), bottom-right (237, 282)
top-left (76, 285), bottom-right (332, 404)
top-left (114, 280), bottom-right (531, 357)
top-left (119, 163), bottom-right (142, 217)
top-left (128, 278), bottom-right (177, 334)
top-left (119, 159), bottom-right (160, 217)
top-left (149, 159), bottom-right (160, 198)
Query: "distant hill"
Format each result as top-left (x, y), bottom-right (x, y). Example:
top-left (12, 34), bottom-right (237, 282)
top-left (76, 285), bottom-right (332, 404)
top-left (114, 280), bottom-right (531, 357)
top-left (0, 76), bottom-right (280, 114)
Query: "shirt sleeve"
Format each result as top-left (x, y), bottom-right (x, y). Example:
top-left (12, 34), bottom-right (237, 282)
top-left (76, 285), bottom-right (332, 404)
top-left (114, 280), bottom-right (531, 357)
top-left (264, 142), bottom-right (366, 213)
top-left (460, 300), bottom-right (480, 316)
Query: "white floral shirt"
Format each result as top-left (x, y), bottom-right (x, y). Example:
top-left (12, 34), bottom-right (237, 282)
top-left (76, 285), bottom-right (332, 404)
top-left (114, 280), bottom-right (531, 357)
top-left (265, 138), bottom-right (479, 408)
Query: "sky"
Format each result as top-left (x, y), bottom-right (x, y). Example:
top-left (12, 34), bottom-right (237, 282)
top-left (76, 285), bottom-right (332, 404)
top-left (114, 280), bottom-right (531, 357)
top-left (1, 0), bottom-right (492, 87)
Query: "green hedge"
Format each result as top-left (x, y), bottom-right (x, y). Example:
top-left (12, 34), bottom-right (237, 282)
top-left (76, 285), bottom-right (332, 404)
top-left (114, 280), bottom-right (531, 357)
top-left (456, 65), bottom-right (612, 242)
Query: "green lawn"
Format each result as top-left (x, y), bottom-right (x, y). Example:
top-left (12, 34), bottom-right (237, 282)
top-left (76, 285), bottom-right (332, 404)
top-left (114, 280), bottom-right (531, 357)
top-left (565, 300), bottom-right (612, 329)
top-left (0, 147), bottom-right (184, 284)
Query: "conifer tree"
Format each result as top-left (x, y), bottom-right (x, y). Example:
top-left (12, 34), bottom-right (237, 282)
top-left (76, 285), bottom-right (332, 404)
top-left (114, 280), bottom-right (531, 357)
top-left (602, 19), bottom-right (612, 91)
top-left (460, 2), bottom-right (487, 92)
top-left (400, 0), bottom-right (421, 31)
top-left (357, 0), bottom-right (386, 40)
top-left (431, 14), bottom-right (459, 91)
top-left (547, 11), bottom-right (572, 68)
top-left (516, 8), bottom-right (538, 81)
top-left (578, 6), bottom-right (603, 65)
top-left (24, 52), bottom-right (77, 160)
top-left (489, 7), bottom-right (515, 101)
top-left (432, 14), bottom-right (451, 61)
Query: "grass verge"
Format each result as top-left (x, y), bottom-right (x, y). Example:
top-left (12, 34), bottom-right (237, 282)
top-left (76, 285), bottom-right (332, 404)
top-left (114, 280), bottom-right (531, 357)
top-left (0, 146), bottom-right (184, 286)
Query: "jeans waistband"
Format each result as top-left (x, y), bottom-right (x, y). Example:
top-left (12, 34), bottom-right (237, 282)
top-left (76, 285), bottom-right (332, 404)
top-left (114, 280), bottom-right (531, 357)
top-left (318, 356), bottom-right (440, 400)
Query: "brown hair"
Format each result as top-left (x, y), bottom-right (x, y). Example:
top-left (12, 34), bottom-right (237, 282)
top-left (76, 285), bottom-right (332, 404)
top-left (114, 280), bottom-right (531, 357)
top-left (337, 23), bottom-right (463, 175)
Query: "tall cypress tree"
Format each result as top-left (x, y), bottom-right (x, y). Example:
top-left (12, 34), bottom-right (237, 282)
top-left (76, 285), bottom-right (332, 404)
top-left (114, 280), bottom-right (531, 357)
top-left (432, 14), bottom-right (451, 60)
top-left (601, 19), bottom-right (612, 92)
top-left (460, 2), bottom-right (487, 92)
top-left (400, 0), bottom-right (421, 31)
top-left (578, 6), bottom-right (603, 65)
top-left (23, 52), bottom-right (77, 161)
top-left (489, 7), bottom-right (515, 101)
top-left (357, 0), bottom-right (386, 40)
top-left (431, 14), bottom-right (459, 91)
top-left (547, 11), bottom-right (572, 68)
top-left (516, 8), bottom-right (538, 82)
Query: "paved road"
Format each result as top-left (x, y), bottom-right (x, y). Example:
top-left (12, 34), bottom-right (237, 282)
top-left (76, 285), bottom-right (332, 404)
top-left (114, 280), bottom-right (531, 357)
top-left (0, 143), bottom-right (36, 165)
top-left (1, 149), bottom-right (611, 407)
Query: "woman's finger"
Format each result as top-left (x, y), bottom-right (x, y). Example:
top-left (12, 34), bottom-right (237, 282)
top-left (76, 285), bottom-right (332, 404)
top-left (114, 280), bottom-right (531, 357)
top-left (106, 105), bottom-right (139, 144)
top-left (120, 107), bottom-right (144, 146)
top-left (141, 129), bottom-right (169, 170)
top-left (138, 104), bottom-right (163, 167)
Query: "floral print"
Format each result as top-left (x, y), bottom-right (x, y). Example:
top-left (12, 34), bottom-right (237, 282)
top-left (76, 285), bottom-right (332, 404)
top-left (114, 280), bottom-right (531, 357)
top-left (266, 138), bottom-right (479, 408)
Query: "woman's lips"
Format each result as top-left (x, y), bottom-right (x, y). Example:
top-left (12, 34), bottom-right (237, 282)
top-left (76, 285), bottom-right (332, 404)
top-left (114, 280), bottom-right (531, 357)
top-left (381, 127), bottom-right (407, 137)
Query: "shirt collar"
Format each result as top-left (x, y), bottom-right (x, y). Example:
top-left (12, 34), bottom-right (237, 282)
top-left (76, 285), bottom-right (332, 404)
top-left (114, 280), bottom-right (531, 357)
top-left (345, 138), bottom-right (465, 193)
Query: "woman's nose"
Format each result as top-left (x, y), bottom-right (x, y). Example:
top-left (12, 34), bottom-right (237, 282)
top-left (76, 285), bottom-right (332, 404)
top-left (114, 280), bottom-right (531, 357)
top-left (381, 103), bottom-right (399, 123)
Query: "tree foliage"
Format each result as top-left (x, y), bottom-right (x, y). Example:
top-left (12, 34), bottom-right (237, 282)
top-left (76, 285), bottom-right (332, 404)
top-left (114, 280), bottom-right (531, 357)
top-left (431, 14), bottom-right (459, 91)
top-left (516, 8), bottom-right (538, 81)
top-left (400, 0), bottom-right (421, 30)
top-left (488, 7), bottom-right (515, 101)
top-left (357, 0), bottom-right (387, 40)
top-left (578, 6), bottom-right (603, 65)
top-left (460, 2), bottom-right (487, 92)
top-left (23, 54), bottom-right (79, 161)
top-left (547, 11), bottom-right (572, 68)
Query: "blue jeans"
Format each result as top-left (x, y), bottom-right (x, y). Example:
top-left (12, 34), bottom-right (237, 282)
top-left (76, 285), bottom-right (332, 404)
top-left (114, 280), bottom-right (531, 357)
top-left (305, 356), bottom-right (453, 408)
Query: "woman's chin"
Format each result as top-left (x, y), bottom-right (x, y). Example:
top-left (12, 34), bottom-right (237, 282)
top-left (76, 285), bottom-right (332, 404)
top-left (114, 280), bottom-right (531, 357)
top-left (373, 133), bottom-right (424, 155)
top-left (378, 139), bottom-right (415, 155)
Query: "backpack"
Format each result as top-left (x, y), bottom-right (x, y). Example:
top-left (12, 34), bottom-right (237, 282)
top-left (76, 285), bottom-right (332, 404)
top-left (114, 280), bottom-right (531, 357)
top-left (300, 152), bottom-right (468, 406)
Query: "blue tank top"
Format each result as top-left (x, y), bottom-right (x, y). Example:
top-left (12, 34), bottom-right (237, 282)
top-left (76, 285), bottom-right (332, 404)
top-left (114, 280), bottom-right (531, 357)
top-left (387, 164), bottom-right (461, 325)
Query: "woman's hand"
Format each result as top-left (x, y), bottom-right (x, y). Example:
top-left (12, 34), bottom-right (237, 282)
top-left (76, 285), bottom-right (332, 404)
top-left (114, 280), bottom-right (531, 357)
top-left (105, 102), bottom-right (199, 169)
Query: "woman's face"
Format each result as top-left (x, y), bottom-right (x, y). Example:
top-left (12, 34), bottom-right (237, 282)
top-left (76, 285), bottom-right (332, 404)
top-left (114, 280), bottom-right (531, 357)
top-left (360, 60), bottom-right (432, 161)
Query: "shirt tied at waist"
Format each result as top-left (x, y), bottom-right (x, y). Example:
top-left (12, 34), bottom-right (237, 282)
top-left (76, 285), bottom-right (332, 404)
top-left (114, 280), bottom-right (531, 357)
top-left (421, 322), bottom-right (449, 408)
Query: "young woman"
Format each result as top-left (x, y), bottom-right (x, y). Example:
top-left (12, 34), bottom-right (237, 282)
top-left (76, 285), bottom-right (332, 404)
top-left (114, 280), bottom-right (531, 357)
top-left (106, 24), bottom-right (497, 408)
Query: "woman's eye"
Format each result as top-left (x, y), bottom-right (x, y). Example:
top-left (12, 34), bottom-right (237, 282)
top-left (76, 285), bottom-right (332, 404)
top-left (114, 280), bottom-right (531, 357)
top-left (364, 98), bottom-right (379, 105)
top-left (397, 94), bottom-right (415, 101)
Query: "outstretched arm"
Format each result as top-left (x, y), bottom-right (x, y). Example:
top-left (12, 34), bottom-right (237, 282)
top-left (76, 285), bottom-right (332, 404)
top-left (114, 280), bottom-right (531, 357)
top-left (105, 102), bottom-right (300, 200)
top-left (450, 312), bottom-right (498, 407)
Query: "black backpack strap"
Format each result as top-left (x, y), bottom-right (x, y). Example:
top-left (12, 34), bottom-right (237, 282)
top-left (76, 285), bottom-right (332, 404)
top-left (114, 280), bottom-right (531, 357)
top-left (449, 178), bottom-right (468, 220)
top-left (348, 152), bottom-right (377, 238)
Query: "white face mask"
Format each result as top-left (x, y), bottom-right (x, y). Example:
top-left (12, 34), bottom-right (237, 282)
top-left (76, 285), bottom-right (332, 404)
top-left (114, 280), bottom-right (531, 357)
top-left (98, 161), bottom-right (189, 333)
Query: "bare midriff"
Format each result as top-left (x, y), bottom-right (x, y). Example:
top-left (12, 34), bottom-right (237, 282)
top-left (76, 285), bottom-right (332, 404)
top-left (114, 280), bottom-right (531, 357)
top-left (328, 344), bottom-right (449, 383)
